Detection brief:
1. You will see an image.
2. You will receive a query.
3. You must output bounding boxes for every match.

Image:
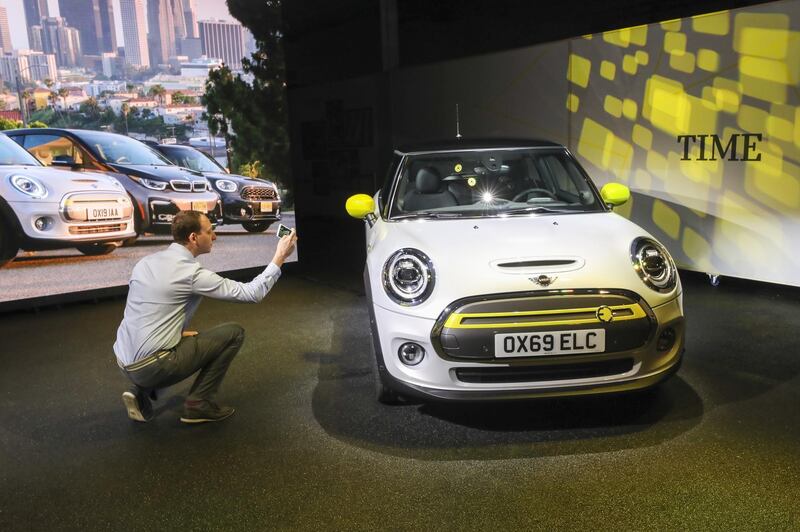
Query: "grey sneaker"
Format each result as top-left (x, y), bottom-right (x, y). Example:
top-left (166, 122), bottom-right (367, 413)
top-left (180, 401), bottom-right (235, 424)
top-left (122, 390), bottom-right (153, 422)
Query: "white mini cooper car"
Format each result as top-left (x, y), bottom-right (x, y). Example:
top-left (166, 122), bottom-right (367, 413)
top-left (347, 140), bottom-right (684, 403)
top-left (0, 133), bottom-right (135, 266)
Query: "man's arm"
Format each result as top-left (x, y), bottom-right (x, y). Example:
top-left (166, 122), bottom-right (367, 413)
top-left (190, 230), bottom-right (297, 303)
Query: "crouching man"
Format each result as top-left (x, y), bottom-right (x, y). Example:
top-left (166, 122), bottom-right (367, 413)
top-left (113, 210), bottom-right (297, 424)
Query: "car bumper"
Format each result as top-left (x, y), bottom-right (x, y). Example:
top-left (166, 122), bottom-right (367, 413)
top-left (371, 291), bottom-right (685, 402)
top-left (9, 194), bottom-right (136, 248)
top-left (145, 194), bottom-right (222, 232)
top-left (221, 198), bottom-right (282, 223)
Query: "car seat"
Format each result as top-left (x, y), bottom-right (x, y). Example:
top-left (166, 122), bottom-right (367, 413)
top-left (402, 167), bottom-right (458, 211)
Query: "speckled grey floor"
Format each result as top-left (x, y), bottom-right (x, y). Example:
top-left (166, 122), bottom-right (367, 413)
top-left (0, 271), bottom-right (798, 530)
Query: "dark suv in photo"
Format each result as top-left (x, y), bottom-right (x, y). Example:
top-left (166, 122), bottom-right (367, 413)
top-left (6, 129), bottom-right (222, 243)
top-left (152, 144), bottom-right (282, 232)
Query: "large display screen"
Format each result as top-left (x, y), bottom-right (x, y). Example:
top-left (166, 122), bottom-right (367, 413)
top-left (388, 0), bottom-right (800, 287)
top-left (0, 133), bottom-right (296, 305)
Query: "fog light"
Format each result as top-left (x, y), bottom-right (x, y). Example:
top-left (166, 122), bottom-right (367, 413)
top-left (34, 216), bottom-right (53, 231)
top-left (398, 342), bottom-right (425, 366)
top-left (657, 327), bottom-right (676, 351)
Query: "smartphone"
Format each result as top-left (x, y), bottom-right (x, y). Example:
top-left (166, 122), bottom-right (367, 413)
top-left (276, 223), bottom-right (293, 238)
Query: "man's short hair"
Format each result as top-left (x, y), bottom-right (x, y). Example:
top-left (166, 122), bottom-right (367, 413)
top-left (172, 210), bottom-right (205, 244)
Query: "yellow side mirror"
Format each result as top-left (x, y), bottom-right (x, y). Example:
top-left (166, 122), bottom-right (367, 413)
top-left (600, 183), bottom-right (630, 207)
top-left (346, 193), bottom-right (376, 219)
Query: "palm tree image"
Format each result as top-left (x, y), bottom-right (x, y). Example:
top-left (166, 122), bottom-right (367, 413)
top-left (148, 85), bottom-right (167, 106)
top-left (57, 88), bottom-right (69, 125)
top-left (121, 102), bottom-right (130, 135)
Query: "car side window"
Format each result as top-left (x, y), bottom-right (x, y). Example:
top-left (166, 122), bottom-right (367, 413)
top-left (8, 135), bottom-right (25, 147)
top-left (23, 135), bottom-right (84, 166)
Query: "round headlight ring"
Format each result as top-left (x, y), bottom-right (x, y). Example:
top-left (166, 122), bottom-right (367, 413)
top-left (631, 237), bottom-right (677, 293)
top-left (216, 179), bottom-right (237, 193)
top-left (10, 174), bottom-right (47, 199)
top-left (382, 248), bottom-right (435, 306)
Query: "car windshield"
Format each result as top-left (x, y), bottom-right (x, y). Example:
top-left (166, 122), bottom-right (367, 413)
top-left (159, 147), bottom-right (224, 172)
top-left (0, 134), bottom-right (41, 166)
top-left (77, 131), bottom-right (172, 166)
top-left (389, 148), bottom-right (605, 219)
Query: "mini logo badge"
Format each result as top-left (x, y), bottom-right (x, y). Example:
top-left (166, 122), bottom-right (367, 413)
top-left (596, 305), bottom-right (614, 323)
top-left (530, 274), bottom-right (556, 287)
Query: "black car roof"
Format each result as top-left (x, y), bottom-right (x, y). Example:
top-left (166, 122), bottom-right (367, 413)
top-left (7, 128), bottom-right (127, 140)
top-left (395, 138), bottom-right (564, 154)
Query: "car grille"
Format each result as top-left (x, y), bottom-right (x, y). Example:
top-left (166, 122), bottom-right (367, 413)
top-left (241, 186), bottom-right (277, 201)
top-left (455, 358), bottom-right (634, 383)
top-left (192, 181), bottom-right (207, 192)
top-left (432, 289), bottom-right (655, 360)
top-left (68, 223), bottom-right (126, 235)
top-left (170, 180), bottom-right (192, 192)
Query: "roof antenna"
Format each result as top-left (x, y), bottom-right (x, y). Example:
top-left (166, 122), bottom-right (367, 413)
top-left (455, 103), bottom-right (462, 139)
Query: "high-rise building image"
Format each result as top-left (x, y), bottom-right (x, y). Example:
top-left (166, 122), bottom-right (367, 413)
top-left (183, 0), bottom-right (199, 39)
top-left (0, 6), bottom-right (13, 54)
top-left (23, 0), bottom-right (50, 48)
top-left (148, 0), bottom-right (176, 66)
top-left (120, 0), bottom-right (149, 68)
top-left (39, 17), bottom-right (82, 67)
top-left (198, 19), bottom-right (246, 71)
top-left (58, 0), bottom-right (117, 56)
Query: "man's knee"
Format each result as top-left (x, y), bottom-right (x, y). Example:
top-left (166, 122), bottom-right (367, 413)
top-left (217, 322), bottom-right (245, 345)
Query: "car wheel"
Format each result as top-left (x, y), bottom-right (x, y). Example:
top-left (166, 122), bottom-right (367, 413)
top-left (76, 243), bottom-right (117, 256)
top-left (0, 224), bottom-right (17, 267)
top-left (370, 337), bottom-right (403, 405)
top-left (242, 221), bottom-right (272, 233)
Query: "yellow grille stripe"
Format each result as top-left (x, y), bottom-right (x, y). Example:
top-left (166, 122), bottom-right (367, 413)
top-left (443, 303), bottom-right (646, 329)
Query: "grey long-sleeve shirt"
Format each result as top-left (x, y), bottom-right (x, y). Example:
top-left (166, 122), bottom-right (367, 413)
top-left (113, 243), bottom-right (281, 366)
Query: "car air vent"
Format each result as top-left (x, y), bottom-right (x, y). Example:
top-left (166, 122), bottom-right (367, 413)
top-left (497, 260), bottom-right (576, 268)
top-left (192, 181), bottom-right (207, 192)
top-left (490, 256), bottom-right (585, 273)
top-left (170, 180), bottom-right (192, 192)
top-left (71, 179), bottom-right (98, 183)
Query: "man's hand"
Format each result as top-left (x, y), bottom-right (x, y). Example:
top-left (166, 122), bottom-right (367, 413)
top-left (182, 330), bottom-right (199, 337)
top-left (272, 228), bottom-right (298, 267)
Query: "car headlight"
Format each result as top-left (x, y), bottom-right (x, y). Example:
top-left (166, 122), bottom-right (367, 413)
top-left (215, 179), bottom-right (237, 193)
top-left (133, 176), bottom-right (167, 191)
top-left (10, 174), bottom-right (47, 199)
top-left (631, 237), bottom-right (677, 292)
top-left (383, 248), bottom-right (435, 305)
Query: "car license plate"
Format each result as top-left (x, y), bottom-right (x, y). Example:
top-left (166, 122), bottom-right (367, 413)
top-left (494, 328), bottom-right (605, 357)
top-left (260, 201), bottom-right (272, 212)
top-left (191, 201), bottom-right (208, 213)
top-left (86, 206), bottom-right (120, 221)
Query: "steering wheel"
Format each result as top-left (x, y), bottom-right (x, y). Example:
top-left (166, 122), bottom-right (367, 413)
top-left (512, 188), bottom-right (558, 202)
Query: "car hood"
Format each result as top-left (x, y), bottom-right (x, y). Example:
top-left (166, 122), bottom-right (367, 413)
top-left (110, 163), bottom-right (207, 182)
top-left (367, 212), bottom-right (681, 318)
top-left (201, 171), bottom-right (275, 187)
top-left (0, 165), bottom-right (126, 197)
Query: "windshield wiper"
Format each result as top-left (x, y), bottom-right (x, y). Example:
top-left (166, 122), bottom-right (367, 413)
top-left (393, 211), bottom-right (464, 220)
top-left (503, 206), bottom-right (574, 215)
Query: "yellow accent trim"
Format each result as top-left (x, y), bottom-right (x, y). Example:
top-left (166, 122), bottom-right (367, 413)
top-left (345, 194), bottom-right (375, 219)
top-left (600, 182), bottom-right (631, 206)
top-left (443, 303), bottom-right (646, 329)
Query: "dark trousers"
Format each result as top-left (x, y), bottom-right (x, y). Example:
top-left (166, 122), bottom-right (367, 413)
top-left (122, 323), bottom-right (245, 403)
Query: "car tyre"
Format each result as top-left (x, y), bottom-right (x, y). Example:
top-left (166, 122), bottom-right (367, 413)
top-left (242, 221), bottom-right (272, 233)
top-left (0, 224), bottom-right (17, 268)
top-left (370, 338), bottom-right (404, 405)
top-left (76, 243), bottom-right (117, 256)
